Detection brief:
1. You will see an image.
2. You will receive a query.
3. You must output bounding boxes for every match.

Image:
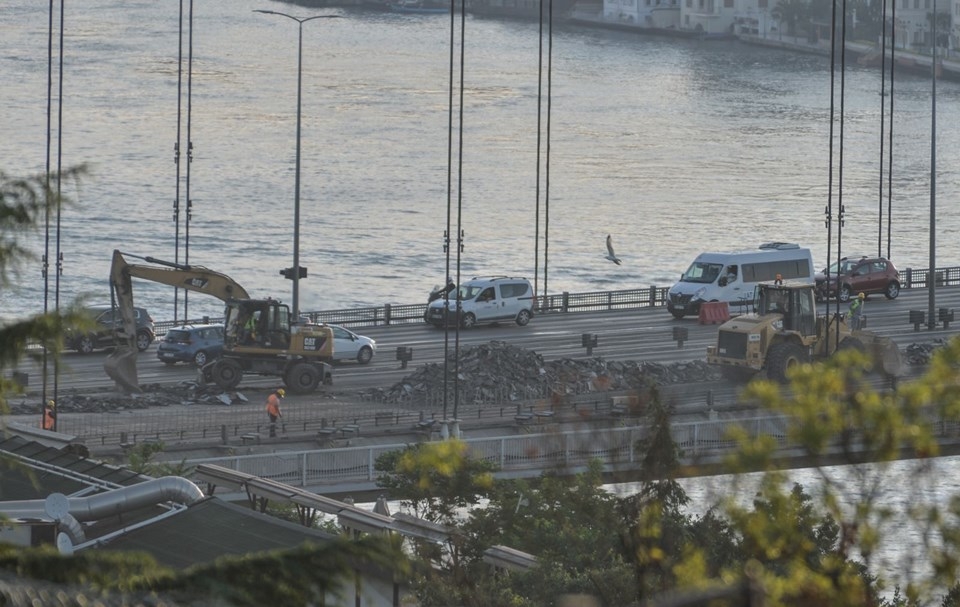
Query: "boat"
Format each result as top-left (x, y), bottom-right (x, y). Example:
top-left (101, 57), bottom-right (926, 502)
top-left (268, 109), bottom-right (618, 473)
top-left (388, 0), bottom-right (449, 13)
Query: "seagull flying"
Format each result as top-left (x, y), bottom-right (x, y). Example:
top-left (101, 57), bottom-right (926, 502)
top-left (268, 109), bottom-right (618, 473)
top-left (605, 234), bottom-right (622, 265)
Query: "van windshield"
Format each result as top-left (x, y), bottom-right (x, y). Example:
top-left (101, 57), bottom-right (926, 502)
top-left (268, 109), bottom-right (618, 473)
top-left (458, 285), bottom-right (484, 300)
top-left (681, 262), bottom-right (723, 284)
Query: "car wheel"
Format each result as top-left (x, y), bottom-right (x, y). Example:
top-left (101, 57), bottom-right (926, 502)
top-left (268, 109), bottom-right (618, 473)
top-left (670, 310), bottom-right (685, 320)
top-left (135, 330), bottom-right (153, 352)
top-left (837, 285), bottom-right (852, 303)
top-left (211, 358), bottom-right (243, 390)
top-left (357, 346), bottom-right (373, 365)
top-left (76, 335), bottom-right (96, 354)
top-left (286, 362), bottom-right (320, 394)
top-left (193, 350), bottom-right (209, 367)
top-left (515, 309), bottom-right (532, 327)
top-left (885, 281), bottom-right (900, 300)
top-left (461, 312), bottom-right (477, 329)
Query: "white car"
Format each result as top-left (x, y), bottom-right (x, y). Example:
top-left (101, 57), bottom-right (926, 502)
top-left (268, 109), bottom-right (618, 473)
top-left (329, 324), bottom-right (376, 364)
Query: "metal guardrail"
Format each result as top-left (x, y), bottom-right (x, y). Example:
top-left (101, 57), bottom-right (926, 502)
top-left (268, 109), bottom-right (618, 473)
top-left (175, 414), bottom-right (960, 496)
top-left (152, 264), bottom-right (960, 334)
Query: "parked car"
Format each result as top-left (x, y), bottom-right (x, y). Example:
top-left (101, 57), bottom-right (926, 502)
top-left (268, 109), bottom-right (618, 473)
top-left (156, 324), bottom-right (225, 367)
top-left (328, 324), bottom-right (376, 364)
top-left (67, 305), bottom-right (155, 354)
top-left (815, 256), bottom-right (901, 303)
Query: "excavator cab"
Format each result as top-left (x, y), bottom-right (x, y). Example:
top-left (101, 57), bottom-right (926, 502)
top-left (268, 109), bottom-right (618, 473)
top-left (756, 282), bottom-right (817, 337)
top-left (226, 299), bottom-right (291, 350)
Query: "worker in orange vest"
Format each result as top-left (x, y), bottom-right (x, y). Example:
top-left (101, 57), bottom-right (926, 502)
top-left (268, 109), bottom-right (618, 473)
top-left (42, 400), bottom-right (56, 431)
top-left (265, 388), bottom-right (284, 437)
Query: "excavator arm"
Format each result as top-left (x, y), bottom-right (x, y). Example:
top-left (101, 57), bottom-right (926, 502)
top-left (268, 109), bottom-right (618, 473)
top-left (105, 249), bottom-right (250, 393)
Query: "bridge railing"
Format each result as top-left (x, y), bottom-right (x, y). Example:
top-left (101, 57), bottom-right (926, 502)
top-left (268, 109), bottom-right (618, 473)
top-left (175, 414), bottom-right (960, 494)
top-left (153, 264), bottom-right (960, 334)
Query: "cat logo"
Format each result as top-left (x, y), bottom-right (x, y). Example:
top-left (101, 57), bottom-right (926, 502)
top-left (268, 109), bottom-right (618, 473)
top-left (303, 336), bottom-right (327, 352)
top-left (183, 277), bottom-right (209, 289)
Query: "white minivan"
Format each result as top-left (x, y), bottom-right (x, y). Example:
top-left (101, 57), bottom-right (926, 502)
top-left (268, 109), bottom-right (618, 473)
top-left (666, 242), bottom-right (814, 319)
top-left (424, 276), bottom-right (535, 328)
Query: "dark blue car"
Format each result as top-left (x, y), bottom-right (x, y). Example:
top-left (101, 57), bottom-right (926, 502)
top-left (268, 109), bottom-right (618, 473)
top-left (156, 324), bottom-right (225, 367)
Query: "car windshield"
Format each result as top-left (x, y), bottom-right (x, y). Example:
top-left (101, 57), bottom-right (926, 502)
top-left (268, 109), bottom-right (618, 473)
top-left (824, 259), bottom-right (858, 275)
top-left (681, 262), bottom-right (723, 284)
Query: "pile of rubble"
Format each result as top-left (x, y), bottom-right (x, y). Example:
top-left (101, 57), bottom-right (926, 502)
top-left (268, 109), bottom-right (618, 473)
top-left (904, 339), bottom-right (951, 366)
top-left (357, 340), bottom-right (721, 406)
top-left (3, 382), bottom-right (229, 416)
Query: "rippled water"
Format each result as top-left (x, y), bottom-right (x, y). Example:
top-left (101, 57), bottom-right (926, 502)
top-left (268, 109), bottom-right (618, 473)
top-left (3, 0), bottom-right (959, 322)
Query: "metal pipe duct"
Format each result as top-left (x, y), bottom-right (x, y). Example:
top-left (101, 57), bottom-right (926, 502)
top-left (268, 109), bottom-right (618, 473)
top-left (0, 476), bottom-right (204, 522)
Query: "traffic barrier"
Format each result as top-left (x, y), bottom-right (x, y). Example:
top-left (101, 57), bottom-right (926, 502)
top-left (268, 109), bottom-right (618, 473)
top-left (698, 302), bottom-right (730, 325)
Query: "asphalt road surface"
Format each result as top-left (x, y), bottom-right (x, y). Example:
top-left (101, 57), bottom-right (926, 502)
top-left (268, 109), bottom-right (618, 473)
top-left (14, 287), bottom-right (960, 396)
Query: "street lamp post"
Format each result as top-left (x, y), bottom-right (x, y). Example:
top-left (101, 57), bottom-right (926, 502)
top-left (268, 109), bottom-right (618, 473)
top-left (254, 9), bottom-right (340, 321)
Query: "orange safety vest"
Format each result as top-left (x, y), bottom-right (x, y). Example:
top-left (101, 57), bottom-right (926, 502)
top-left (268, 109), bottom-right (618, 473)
top-left (265, 394), bottom-right (281, 418)
top-left (43, 407), bottom-right (56, 430)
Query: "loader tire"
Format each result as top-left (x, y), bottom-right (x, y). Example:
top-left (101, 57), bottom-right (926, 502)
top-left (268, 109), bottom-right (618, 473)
top-left (766, 342), bottom-right (808, 383)
top-left (211, 358), bottom-right (243, 390)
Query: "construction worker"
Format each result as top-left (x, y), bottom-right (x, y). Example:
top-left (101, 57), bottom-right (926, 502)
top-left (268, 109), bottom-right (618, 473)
top-left (848, 292), bottom-right (866, 329)
top-left (265, 388), bottom-right (284, 437)
top-left (42, 400), bottom-right (56, 431)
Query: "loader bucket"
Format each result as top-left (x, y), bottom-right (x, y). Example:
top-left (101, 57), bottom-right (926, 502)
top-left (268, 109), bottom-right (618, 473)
top-left (104, 346), bottom-right (143, 393)
top-left (873, 337), bottom-right (903, 377)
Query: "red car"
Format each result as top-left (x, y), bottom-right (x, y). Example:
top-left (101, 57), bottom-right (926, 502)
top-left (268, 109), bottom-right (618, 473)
top-left (815, 256), bottom-right (901, 303)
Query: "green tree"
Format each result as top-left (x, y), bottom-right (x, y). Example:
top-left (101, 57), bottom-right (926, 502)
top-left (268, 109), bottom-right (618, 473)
top-left (680, 341), bottom-right (960, 605)
top-left (0, 167), bottom-right (90, 410)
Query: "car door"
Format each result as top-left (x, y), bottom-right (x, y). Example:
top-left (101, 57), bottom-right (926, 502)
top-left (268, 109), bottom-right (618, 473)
top-left (472, 287), bottom-right (501, 322)
top-left (497, 283), bottom-right (525, 321)
top-left (331, 326), bottom-right (359, 361)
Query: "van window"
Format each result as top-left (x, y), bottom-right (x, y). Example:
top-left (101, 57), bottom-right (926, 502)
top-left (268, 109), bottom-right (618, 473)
top-left (459, 285), bottom-right (485, 300)
top-left (477, 287), bottom-right (496, 302)
top-left (681, 262), bottom-right (723, 284)
top-left (742, 259), bottom-right (810, 283)
top-left (499, 283), bottom-right (529, 298)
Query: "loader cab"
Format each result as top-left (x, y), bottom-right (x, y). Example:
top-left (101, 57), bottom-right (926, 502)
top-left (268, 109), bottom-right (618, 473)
top-left (225, 299), bottom-right (291, 349)
top-left (756, 283), bottom-right (817, 337)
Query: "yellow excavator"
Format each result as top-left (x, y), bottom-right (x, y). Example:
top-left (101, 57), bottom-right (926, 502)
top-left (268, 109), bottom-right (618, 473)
top-left (105, 250), bottom-right (334, 394)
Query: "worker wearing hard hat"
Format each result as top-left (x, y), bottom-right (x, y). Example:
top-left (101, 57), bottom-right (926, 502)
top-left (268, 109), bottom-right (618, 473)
top-left (848, 292), bottom-right (866, 330)
top-left (42, 400), bottom-right (57, 431)
top-left (265, 388), bottom-right (284, 437)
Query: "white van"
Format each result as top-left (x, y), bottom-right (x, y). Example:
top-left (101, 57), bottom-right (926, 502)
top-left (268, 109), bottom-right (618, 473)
top-left (666, 242), bottom-right (814, 319)
top-left (424, 276), bottom-right (535, 328)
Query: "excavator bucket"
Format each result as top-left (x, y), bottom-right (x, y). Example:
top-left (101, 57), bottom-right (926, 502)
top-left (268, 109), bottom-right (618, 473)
top-left (872, 337), bottom-right (903, 377)
top-left (104, 346), bottom-right (143, 393)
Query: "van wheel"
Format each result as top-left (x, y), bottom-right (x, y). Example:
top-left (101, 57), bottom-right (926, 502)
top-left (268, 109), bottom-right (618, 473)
top-left (515, 309), bottom-right (532, 326)
top-left (461, 313), bottom-right (477, 329)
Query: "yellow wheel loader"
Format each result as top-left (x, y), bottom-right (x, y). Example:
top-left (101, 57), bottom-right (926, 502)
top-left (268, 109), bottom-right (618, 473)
top-left (706, 280), bottom-right (902, 382)
top-left (105, 250), bottom-right (334, 394)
